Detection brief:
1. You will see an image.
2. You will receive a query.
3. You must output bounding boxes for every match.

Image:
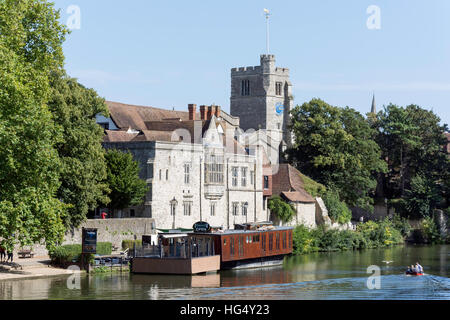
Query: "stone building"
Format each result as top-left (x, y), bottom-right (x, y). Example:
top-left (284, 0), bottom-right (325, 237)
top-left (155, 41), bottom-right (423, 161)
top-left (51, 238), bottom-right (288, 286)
top-left (271, 164), bottom-right (317, 228)
top-left (230, 54), bottom-right (293, 165)
top-left (101, 102), bottom-right (269, 230)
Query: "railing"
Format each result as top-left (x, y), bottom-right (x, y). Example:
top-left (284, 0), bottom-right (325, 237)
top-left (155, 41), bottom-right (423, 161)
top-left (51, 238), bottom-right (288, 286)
top-left (133, 241), bottom-right (215, 260)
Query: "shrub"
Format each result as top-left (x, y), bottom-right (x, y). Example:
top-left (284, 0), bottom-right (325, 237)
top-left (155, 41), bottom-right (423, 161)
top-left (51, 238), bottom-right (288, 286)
top-left (268, 196), bottom-right (295, 224)
top-left (292, 225), bottom-right (320, 254)
top-left (49, 242), bottom-right (112, 266)
top-left (419, 216), bottom-right (443, 244)
top-left (122, 239), bottom-right (142, 250)
top-left (391, 215), bottom-right (412, 237)
top-left (323, 190), bottom-right (352, 224)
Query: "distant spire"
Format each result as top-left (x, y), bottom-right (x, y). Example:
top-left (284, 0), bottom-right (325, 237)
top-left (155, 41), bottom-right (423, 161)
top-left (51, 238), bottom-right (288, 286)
top-left (371, 93), bottom-right (376, 114)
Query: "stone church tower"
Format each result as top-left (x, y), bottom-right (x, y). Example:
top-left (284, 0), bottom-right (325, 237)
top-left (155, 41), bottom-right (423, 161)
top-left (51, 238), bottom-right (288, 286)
top-left (230, 54), bottom-right (293, 155)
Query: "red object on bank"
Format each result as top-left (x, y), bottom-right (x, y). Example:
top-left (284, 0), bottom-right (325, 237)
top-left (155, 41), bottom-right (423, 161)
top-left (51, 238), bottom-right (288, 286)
top-left (101, 212), bottom-right (107, 219)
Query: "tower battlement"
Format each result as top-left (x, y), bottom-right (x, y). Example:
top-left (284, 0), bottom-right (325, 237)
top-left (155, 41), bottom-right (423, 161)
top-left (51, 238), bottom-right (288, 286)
top-left (230, 54), bottom-right (294, 156)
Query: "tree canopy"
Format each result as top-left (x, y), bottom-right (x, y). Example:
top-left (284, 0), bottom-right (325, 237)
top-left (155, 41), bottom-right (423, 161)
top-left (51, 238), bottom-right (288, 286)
top-left (47, 71), bottom-right (111, 228)
top-left (287, 98), bottom-right (387, 211)
top-left (103, 150), bottom-right (148, 213)
top-left (0, 0), bottom-right (69, 251)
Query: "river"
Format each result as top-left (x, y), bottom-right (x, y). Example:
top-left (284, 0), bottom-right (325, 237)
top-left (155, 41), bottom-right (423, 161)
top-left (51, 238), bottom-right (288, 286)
top-left (0, 244), bottom-right (449, 300)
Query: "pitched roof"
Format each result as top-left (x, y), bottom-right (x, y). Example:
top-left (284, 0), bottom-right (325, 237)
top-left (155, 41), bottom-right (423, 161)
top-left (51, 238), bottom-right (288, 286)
top-left (106, 101), bottom-right (197, 131)
top-left (271, 164), bottom-right (315, 203)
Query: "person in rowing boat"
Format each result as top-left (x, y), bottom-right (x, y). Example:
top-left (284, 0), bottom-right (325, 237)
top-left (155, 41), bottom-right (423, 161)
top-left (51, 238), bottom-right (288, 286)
top-left (415, 262), bottom-right (423, 273)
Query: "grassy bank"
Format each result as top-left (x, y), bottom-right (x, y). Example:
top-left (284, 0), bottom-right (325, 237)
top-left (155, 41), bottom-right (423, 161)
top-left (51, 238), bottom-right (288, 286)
top-left (293, 218), bottom-right (410, 255)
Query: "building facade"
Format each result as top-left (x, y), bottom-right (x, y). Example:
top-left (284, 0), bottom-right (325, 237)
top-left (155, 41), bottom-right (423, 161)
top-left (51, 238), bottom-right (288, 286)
top-left (102, 103), bottom-right (268, 230)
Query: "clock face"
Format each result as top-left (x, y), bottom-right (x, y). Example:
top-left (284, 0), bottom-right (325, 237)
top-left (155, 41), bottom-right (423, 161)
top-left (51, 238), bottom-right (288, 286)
top-left (275, 102), bottom-right (284, 116)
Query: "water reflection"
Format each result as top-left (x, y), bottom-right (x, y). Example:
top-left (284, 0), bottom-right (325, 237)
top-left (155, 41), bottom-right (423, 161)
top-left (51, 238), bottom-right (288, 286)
top-left (0, 245), bottom-right (448, 300)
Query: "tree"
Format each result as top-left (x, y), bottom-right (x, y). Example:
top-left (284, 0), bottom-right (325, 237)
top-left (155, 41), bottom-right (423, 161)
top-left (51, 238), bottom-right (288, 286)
top-left (374, 104), bottom-right (449, 215)
top-left (403, 174), bottom-right (441, 218)
top-left (268, 196), bottom-right (295, 225)
top-left (47, 72), bottom-right (110, 228)
top-left (0, 0), bottom-right (69, 251)
top-left (103, 150), bottom-right (148, 216)
top-left (287, 99), bottom-right (386, 211)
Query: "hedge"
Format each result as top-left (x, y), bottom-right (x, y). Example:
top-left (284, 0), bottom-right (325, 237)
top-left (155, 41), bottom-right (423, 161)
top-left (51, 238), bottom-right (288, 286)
top-left (49, 242), bottom-right (112, 266)
top-left (122, 239), bottom-right (142, 250)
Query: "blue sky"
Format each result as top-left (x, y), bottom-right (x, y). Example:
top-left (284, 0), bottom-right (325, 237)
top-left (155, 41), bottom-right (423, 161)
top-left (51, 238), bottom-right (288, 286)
top-left (53, 0), bottom-right (450, 126)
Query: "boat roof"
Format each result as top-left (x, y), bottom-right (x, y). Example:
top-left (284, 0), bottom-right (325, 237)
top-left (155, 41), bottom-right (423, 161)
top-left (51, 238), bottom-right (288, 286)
top-left (191, 226), bottom-right (293, 236)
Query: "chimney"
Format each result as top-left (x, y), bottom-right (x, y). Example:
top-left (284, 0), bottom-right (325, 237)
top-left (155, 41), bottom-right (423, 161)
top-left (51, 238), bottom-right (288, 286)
top-left (207, 105), bottom-right (216, 120)
top-left (215, 106), bottom-right (221, 118)
top-left (188, 104), bottom-right (196, 120)
top-left (200, 105), bottom-right (207, 120)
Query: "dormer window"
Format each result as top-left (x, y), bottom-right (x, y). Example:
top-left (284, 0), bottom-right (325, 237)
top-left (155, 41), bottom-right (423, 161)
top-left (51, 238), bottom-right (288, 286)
top-left (241, 80), bottom-right (250, 96)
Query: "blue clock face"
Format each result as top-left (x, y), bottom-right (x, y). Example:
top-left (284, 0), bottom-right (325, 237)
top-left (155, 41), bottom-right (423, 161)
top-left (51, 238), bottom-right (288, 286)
top-left (275, 102), bottom-right (284, 115)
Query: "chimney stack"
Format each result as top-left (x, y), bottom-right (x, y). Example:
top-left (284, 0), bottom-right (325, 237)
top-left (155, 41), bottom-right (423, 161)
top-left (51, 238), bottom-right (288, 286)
top-left (207, 105), bottom-right (217, 120)
top-left (188, 104), bottom-right (196, 120)
top-left (200, 105), bottom-right (207, 120)
top-left (215, 106), bottom-right (221, 118)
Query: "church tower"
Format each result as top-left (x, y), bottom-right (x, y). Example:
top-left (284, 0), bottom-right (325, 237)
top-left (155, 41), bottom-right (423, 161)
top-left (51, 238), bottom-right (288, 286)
top-left (230, 54), bottom-right (293, 151)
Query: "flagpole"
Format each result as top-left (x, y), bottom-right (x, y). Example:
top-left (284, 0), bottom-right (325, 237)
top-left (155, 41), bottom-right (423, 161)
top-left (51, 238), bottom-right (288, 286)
top-left (264, 9), bottom-right (270, 54)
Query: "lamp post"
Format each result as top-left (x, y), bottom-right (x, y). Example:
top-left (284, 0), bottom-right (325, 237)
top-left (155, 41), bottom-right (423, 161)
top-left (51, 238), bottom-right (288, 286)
top-left (244, 202), bottom-right (249, 223)
top-left (170, 197), bottom-right (178, 230)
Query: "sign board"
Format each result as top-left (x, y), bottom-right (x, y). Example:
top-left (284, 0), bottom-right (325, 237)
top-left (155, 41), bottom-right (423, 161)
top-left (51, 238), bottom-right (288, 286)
top-left (193, 221), bottom-right (211, 233)
top-left (142, 235), bottom-right (153, 246)
top-left (82, 228), bottom-right (97, 254)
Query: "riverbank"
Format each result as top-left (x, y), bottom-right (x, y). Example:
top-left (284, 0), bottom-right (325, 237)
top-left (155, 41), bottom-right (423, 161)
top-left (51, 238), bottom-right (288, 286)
top-left (0, 256), bottom-right (84, 281)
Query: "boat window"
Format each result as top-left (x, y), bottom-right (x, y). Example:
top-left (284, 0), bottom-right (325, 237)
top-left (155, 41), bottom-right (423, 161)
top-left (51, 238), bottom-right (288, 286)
top-left (276, 233), bottom-right (280, 250)
top-left (230, 237), bottom-right (235, 256)
top-left (283, 232), bottom-right (287, 249)
top-left (223, 239), bottom-right (227, 246)
top-left (269, 233), bottom-right (273, 251)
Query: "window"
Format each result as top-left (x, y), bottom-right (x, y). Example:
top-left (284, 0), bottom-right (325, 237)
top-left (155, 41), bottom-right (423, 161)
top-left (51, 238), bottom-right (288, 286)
top-left (264, 176), bottom-right (269, 189)
top-left (232, 167), bottom-right (239, 187)
top-left (238, 236), bottom-right (244, 256)
top-left (275, 82), bottom-right (283, 96)
top-left (250, 170), bottom-right (254, 185)
top-left (210, 202), bottom-right (216, 216)
top-left (184, 163), bottom-right (190, 184)
top-left (241, 202), bottom-right (248, 216)
top-left (276, 232), bottom-right (280, 250)
top-left (241, 79), bottom-right (250, 96)
top-left (166, 169), bottom-right (169, 180)
top-left (241, 167), bottom-right (247, 187)
top-left (170, 203), bottom-right (176, 216)
top-left (232, 202), bottom-right (239, 216)
top-left (159, 169), bottom-right (162, 180)
top-left (283, 232), bottom-right (287, 249)
top-left (183, 201), bottom-right (192, 216)
top-left (277, 123), bottom-right (281, 130)
top-left (269, 233), bottom-right (273, 251)
top-left (204, 154), bottom-right (224, 184)
top-left (230, 237), bottom-right (235, 256)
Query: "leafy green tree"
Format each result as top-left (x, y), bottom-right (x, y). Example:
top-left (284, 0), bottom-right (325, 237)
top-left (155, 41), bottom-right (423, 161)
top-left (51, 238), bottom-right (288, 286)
top-left (0, 0), bottom-right (69, 251)
top-left (287, 99), bottom-right (386, 211)
top-left (403, 174), bottom-right (441, 218)
top-left (48, 72), bottom-right (110, 228)
top-left (103, 150), bottom-right (148, 216)
top-left (268, 196), bottom-right (295, 225)
top-left (374, 104), bottom-right (449, 214)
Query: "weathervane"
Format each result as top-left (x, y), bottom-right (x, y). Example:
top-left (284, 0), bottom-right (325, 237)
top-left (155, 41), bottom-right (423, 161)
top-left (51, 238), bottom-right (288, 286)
top-left (264, 8), bottom-right (271, 54)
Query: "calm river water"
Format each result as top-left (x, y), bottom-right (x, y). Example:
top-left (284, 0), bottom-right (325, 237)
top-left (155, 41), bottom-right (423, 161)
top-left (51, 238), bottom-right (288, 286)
top-left (1, 245), bottom-right (449, 300)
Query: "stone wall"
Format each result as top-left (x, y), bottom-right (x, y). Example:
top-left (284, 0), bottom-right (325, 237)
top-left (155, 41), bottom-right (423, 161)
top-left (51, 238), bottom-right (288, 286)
top-left (16, 218), bottom-right (156, 257)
